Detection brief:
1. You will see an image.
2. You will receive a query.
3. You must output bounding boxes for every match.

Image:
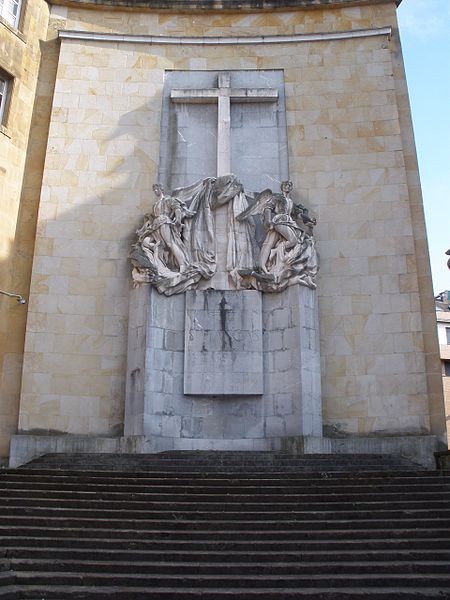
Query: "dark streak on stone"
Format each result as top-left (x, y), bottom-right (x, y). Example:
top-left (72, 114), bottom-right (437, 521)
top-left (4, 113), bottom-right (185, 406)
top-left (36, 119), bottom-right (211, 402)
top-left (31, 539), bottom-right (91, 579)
top-left (219, 294), bottom-right (233, 351)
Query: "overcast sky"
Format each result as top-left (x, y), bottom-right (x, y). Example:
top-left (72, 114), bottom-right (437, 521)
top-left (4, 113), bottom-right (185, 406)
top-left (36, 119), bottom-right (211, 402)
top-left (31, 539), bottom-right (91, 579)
top-left (397, 0), bottom-right (450, 294)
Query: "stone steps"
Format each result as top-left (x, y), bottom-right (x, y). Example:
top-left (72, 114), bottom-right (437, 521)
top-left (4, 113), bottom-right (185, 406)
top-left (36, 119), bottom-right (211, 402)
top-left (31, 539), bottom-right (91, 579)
top-left (6, 586), bottom-right (450, 600)
top-left (21, 451), bottom-right (414, 460)
top-left (1, 451), bottom-right (450, 598)
top-left (18, 452), bottom-right (421, 472)
top-left (3, 534), bottom-right (450, 550)
top-left (12, 571), bottom-right (450, 587)
top-left (2, 527), bottom-right (450, 543)
top-left (3, 516), bottom-right (450, 532)
top-left (7, 547), bottom-right (450, 562)
top-left (2, 470), bottom-right (448, 481)
top-left (9, 558), bottom-right (450, 575)
top-left (7, 570), bottom-right (450, 597)
top-left (2, 497), bottom-right (450, 511)
top-left (12, 465), bottom-right (421, 473)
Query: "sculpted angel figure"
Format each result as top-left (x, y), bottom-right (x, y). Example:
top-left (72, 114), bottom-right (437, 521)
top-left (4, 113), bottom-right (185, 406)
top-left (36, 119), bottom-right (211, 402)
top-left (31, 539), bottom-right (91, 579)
top-left (237, 180), bottom-right (318, 291)
top-left (136, 183), bottom-right (195, 273)
top-left (130, 183), bottom-right (206, 295)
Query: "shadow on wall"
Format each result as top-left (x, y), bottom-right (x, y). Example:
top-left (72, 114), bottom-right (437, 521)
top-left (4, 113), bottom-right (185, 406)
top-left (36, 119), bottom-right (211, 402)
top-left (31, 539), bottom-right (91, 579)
top-left (16, 78), bottom-right (169, 441)
top-left (0, 37), bottom-right (60, 458)
top-left (0, 239), bottom-right (27, 460)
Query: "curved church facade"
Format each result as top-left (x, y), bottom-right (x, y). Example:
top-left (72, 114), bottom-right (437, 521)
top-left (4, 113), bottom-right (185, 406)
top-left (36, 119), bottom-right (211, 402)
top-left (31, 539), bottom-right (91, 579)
top-left (0, 0), bottom-right (446, 467)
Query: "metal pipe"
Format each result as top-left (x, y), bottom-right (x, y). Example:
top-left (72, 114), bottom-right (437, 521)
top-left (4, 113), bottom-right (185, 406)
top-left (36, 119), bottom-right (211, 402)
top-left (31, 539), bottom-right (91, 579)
top-left (0, 290), bottom-right (26, 304)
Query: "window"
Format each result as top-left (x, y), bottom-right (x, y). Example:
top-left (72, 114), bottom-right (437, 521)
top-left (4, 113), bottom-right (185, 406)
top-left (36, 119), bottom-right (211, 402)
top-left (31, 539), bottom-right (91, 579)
top-left (0, 0), bottom-right (22, 28)
top-left (446, 327), bottom-right (450, 345)
top-left (444, 361), bottom-right (450, 377)
top-left (0, 73), bottom-right (12, 125)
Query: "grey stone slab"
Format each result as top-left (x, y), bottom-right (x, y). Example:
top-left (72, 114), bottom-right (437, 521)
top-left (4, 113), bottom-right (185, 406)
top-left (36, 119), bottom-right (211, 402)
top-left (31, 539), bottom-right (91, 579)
top-left (159, 70), bottom-right (288, 191)
top-left (125, 280), bottom-right (322, 446)
top-left (146, 369), bottom-right (163, 393)
top-left (266, 416), bottom-right (286, 437)
top-left (184, 289), bottom-right (263, 395)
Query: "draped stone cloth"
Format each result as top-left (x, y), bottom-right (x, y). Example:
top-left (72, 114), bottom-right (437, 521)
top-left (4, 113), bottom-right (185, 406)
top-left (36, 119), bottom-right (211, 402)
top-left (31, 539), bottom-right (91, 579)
top-left (130, 175), bottom-right (318, 295)
top-left (130, 175), bottom-right (256, 295)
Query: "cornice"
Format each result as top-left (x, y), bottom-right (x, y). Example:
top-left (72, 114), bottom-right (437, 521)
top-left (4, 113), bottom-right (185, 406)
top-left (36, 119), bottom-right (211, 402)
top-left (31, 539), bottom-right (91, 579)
top-left (47, 0), bottom-right (402, 13)
top-left (59, 26), bottom-right (392, 44)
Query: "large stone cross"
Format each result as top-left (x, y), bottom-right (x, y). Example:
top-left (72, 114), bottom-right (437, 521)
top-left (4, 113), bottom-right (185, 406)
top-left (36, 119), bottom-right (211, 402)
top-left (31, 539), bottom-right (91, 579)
top-left (170, 72), bottom-right (278, 176)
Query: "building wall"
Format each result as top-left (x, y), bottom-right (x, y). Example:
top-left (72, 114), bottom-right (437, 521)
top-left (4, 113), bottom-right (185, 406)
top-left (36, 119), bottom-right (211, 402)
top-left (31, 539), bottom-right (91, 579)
top-left (437, 310), bottom-right (450, 444)
top-left (11, 1), bottom-right (447, 449)
top-left (0, 0), bottom-right (52, 460)
top-left (437, 316), bottom-right (450, 349)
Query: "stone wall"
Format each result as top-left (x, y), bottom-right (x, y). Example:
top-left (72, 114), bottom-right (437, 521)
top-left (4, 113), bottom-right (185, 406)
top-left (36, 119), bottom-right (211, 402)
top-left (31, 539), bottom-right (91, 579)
top-left (15, 1), bottom-right (445, 450)
top-left (0, 0), bottom-right (51, 459)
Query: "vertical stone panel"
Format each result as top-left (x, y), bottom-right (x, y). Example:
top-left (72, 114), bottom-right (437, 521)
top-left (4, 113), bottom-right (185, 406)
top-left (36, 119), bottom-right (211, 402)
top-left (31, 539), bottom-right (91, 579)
top-left (184, 290), bottom-right (263, 395)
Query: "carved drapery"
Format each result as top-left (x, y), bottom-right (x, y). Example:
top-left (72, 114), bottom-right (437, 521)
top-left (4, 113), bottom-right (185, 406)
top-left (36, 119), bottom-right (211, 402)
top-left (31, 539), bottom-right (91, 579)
top-left (130, 175), bottom-right (318, 295)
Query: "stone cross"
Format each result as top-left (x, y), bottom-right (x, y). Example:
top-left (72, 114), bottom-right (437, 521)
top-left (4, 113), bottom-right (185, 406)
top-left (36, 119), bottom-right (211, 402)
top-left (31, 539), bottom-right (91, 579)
top-left (170, 72), bottom-right (278, 176)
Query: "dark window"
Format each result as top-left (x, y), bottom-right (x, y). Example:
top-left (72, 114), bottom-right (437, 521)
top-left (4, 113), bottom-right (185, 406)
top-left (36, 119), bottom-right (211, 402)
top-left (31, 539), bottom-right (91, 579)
top-left (0, 71), bottom-right (12, 125)
top-left (444, 361), bottom-right (450, 377)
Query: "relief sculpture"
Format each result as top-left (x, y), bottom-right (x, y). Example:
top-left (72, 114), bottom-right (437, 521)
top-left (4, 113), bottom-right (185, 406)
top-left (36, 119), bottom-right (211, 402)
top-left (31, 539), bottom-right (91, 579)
top-left (130, 176), bottom-right (318, 295)
top-left (236, 180), bottom-right (318, 292)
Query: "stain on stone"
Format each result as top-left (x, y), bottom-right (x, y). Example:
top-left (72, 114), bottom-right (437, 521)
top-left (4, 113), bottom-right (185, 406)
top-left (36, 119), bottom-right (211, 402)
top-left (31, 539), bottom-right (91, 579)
top-left (130, 368), bottom-right (141, 393)
top-left (219, 294), bottom-right (233, 351)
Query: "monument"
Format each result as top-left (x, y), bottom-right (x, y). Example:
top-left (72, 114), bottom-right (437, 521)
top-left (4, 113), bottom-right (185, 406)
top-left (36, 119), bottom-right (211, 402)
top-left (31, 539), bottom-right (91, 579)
top-left (125, 70), bottom-right (321, 450)
top-left (5, 0), bottom-right (446, 468)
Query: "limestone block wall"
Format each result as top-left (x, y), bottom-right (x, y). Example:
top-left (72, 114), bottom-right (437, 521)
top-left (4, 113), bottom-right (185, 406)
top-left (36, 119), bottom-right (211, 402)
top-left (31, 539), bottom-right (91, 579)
top-left (0, 0), bottom-right (51, 459)
top-left (16, 1), bottom-right (445, 445)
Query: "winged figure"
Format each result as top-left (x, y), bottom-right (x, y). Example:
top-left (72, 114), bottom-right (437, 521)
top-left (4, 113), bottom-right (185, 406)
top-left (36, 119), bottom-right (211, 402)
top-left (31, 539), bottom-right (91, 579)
top-left (237, 181), bottom-right (318, 291)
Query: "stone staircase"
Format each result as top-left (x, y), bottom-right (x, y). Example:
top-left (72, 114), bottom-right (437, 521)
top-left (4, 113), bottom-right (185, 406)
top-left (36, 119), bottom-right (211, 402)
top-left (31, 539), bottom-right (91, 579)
top-left (0, 451), bottom-right (450, 599)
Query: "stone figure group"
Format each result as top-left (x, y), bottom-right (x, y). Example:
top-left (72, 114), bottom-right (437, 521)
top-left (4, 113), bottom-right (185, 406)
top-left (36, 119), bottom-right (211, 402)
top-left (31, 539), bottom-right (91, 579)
top-left (130, 175), bottom-right (318, 295)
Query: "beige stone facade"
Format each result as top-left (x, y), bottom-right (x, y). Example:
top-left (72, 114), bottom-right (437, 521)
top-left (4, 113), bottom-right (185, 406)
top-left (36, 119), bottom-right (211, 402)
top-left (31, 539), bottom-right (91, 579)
top-left (0, 0), bottom-right (51, 461)
top-left (0, 0), bottom-right (446, 462)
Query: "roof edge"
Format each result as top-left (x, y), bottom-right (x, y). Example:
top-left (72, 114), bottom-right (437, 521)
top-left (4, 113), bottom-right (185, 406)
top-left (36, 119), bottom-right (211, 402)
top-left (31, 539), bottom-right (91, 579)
top-left (45, 0), bottom-right (402, 13)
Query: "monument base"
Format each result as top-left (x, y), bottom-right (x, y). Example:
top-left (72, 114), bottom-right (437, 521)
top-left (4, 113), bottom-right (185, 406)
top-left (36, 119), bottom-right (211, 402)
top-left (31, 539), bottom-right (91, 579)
top-left (9, 433), bottom-right (440, 469)
top-left (125, 283), bottom-right (322, 443)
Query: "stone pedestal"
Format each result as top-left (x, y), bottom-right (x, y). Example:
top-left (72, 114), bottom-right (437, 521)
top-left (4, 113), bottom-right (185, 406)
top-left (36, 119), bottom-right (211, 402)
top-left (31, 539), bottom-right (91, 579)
top-left (184, 290), bottom-right (263, 395)
top-left (124, 283), bottom-right (322, 449)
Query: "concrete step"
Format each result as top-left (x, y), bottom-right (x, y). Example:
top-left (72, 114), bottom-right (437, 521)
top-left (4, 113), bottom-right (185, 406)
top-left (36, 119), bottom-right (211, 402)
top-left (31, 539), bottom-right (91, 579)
top-left (3, 506), bottom-right (450, 522)
top-left (13, 571), bottom-right (450, 588)
top-left (2, 526), bottom-right (450, 542)
top-left (5, 468), bottom-right (449, 480)
top-left (20, 452), bottom-right (423, 472)
top-left (13, 465), bottom-right (421, 474)
top-left (1, 487), bottom-right (449, 501)
top-left (2, 497), bottom-right (450, 511)
top-left (2, 515), bottom-right (450, 532)
top-left (2, 452), bottom-right (450, 598)
top-left (7, 546), bottom-right (450, 563)
top-left (3, 535), bottom-right (450, 552)
top-left (9, 473), bottom-right (435, 488)
top-left (26, 451), bottom-right (418, 462)
top-left (10, 557), bottom-right (450, 576)
top-left (13, 586), bottom-right (450, 599)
